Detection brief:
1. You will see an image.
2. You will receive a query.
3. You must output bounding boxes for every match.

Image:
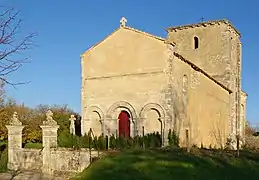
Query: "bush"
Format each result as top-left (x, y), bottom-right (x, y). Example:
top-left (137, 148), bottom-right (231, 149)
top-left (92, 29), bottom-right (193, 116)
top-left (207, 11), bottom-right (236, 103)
top-left (224, 137), bottom-right (232, 150)
top-left (79, 133), bottom-right (90, 148)
top-left (58, 131), bottom-right (75, 148)
top-left (24, 142), bottom-right (42, 149)
top-left (97, 134), bottom-right (106, 150)
top-left (168, 129), bottom-right (179, 147)
top-left (0, 145), bottom-right (7, 172)
top-left (109, 134), bottom-right (116, 149)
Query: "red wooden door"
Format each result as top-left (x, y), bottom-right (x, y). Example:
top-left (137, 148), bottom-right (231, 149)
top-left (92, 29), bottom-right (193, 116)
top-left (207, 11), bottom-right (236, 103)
top-left (118, 111), bottom-right (130, 137)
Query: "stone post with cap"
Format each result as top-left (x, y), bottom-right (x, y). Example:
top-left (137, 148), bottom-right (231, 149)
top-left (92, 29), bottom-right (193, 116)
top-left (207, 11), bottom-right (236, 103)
top-left (6, 112), bottom-right (24, 170)
top-left (40, 110), bottom-right (59, 175)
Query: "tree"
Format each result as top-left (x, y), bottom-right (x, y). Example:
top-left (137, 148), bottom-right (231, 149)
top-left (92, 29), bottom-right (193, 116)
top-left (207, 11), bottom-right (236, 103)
top-left (0, 6), bottom-right (36, 85)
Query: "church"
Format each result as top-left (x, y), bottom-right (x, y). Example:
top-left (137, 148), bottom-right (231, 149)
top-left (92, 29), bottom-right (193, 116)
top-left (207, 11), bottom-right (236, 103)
top-left (80, 18), bottom-right (247, 148)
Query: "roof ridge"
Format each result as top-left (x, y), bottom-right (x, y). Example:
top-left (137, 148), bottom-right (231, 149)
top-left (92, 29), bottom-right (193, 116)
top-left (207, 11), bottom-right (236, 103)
top-left (81, 26), bottom-right (174, 57)
top-left (123, 26), bottom-right (166, 42)
top-left (167, 19), bottom-right (240, 37)
top-left (173, 52), bottom-right (232, 94)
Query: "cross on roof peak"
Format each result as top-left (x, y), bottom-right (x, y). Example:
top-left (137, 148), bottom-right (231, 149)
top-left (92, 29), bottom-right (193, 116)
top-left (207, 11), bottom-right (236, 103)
top-left (120, 17), bottom-right (127, 27)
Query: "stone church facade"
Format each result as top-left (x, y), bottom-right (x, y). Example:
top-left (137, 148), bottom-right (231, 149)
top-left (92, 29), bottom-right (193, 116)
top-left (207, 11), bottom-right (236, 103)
top-left (80, 18), bottom-right (247, 148)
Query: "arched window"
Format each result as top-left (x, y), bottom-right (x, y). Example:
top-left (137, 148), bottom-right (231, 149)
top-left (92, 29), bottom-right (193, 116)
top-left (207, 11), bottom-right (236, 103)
top-left (194, 36), bottom-right (199, 49)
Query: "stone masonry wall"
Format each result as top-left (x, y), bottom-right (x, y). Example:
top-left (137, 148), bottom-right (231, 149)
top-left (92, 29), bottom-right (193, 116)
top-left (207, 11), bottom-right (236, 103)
top-left (14, 149), bottom-right (43, 171)
top-left (50, 148), bottom-right (99, 173)
top-left (167, 21), bottom-right (243, 144)
top-left (81, 27), bottom-right (171, 144)
top-left (6, 111), bottom-right (99, 175)
top-left (245, 136), bottom-right (259, 149)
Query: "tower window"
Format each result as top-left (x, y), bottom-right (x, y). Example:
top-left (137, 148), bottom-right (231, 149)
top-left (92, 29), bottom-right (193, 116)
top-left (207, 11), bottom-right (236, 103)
top-left (194, 36), bottom-right (199, 49)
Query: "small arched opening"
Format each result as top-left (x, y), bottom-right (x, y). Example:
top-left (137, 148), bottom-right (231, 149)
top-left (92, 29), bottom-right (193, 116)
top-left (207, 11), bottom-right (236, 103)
top-left (194, 36), bottom-right (199, 49)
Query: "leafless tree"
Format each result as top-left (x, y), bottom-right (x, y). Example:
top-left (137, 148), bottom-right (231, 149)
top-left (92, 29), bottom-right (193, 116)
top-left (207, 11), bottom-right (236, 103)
top-left (0, 6), bottom-right (36, 86)
top-left (211, 117), bottom-right (225, 150)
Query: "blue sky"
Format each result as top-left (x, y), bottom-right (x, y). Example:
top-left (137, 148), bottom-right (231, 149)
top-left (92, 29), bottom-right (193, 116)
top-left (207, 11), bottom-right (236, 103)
top-left (3, 0), bottom-right (259, 124)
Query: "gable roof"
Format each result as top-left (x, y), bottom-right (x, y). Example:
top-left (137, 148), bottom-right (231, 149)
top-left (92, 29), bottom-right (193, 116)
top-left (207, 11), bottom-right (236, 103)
top-left (166, 19), bottom-right (241, 37)
top-left (81, 23), bottom-right (232, 94)
top-left (81, 26), bottom-right (172, 58)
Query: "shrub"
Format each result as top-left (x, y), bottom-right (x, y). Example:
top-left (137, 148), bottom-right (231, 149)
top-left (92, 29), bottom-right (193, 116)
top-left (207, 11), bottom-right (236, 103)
top-left (109, 134), bottom-right (116, 149)
top-left (127, 137), bottom-right (134, 148)
top-left (118, 136), bottom-right (127, 149)
top-left (80, 133), bottom-right (90, 148)
top-left (133, 135), bottom-right (143, 148)
top-left (58, 131), bottom-right (75, 148)
top-left (190, 144), bottom-right (201, 155)
top-left (224, 137), bottom-right (232, 150)
top-left (168, 129), bottom-right (179, 147)
top-left (24, 142), bottom-right (42, 149)
top-left (97, 134), bottom-right (106, 150)
top-left (0, 146), bottom-right (7, 172)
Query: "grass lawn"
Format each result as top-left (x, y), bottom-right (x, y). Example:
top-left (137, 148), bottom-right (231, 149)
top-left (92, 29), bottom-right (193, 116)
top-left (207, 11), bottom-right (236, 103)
top-left (24, 142), bottom-right (42, 149)
top-left (72, 148), bottom-right (259, 180)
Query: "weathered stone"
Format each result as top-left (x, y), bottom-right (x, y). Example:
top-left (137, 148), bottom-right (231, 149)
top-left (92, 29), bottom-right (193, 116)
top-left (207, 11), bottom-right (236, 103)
top-left (43, 110), bottom-right (57, 126)
top-left (69, 114), bottom-right (76, 135)
top-left (0, 173), bottom-right (12, 180)
top-left (6, 125), bottom-right (24, 170)
top-left (80, 19), bottom-right (246, 149)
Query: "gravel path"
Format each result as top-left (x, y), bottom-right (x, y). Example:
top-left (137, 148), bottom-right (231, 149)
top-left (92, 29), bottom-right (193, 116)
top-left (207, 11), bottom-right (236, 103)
top-left (0, 171), bottom-right (70, 180)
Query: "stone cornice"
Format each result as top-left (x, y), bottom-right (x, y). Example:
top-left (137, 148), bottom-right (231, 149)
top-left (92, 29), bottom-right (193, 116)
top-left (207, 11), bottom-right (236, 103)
top-left (166, 19), bottom-right (241, 38)
top-left (85, 70), bottom-right (164, 80)
top-left (241, 90), bottom-right (248, 97)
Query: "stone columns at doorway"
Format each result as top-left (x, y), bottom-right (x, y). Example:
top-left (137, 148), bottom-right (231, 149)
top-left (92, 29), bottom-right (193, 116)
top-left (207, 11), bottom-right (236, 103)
top-left (82, 101), bottom-right (172, 146)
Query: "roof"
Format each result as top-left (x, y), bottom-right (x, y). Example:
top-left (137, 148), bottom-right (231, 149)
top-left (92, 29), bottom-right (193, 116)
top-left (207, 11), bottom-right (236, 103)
top-left (173, 52), bottom-right (232, 94)
top-left (81, 26), bottom-right (174, 58)
top-left (81, 23), bottom-right (233, 94)
top-left (166, 19), bottom-right (241, 37)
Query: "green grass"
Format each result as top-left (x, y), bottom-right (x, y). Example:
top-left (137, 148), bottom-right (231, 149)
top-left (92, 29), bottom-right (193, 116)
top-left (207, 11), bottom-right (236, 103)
top-left (71, 148), bottom-right (259, 180)
top-left (24, 142), bottom-right (42, 149)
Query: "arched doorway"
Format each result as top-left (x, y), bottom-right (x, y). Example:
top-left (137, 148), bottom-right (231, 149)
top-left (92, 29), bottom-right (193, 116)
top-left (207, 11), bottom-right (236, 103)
top-left (118, 110), bottom-right (130, 137)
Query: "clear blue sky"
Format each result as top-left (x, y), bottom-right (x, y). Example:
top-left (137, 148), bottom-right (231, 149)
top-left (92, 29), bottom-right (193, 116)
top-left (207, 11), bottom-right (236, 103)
top-left (3, 0), bottom-right (259, 124)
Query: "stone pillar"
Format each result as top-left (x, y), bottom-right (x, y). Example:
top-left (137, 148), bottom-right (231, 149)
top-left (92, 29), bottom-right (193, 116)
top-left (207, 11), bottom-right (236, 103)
top-left (162, 116), bottom-right (172, 147)
top-left (40, 110), bottom-right (59, 175)
top-left (40, 125), bottom-right (59, 148)
top-left (6, 112), bottom-right (24, 170)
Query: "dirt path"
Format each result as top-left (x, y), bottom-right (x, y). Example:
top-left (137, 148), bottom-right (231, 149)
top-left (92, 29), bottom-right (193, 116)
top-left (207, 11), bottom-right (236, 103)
top-left (0, 171), bottom-right (70, 180)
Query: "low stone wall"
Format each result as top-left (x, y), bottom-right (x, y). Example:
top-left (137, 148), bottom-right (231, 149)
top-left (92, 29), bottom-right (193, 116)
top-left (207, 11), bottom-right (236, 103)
top-left (245, 136), bottom-right (259, 149)
top-left (15, 148), bottom-right (43, 171)
top-left (6, 110), bottom-right (101, 176)
top-left (50, 148), bottom-right (99, 173)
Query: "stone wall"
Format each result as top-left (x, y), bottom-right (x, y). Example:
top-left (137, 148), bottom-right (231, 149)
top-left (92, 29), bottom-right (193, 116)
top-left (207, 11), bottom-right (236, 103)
top-left (6, 111), bottom-right (99, 175)
top-left (167, 20), bottom-right (244, 147)
top-left (171, 53), bottom-right (230, 148)
top-left (81, 27), bottom-right (170, 143)
top-left (14, 148), bottom-right (42, 171)
top-left (50, 148), bottom-right (99, 173)
top-left (245, 136), bottom-right (259, 149)
top-left (80, 24), bottom-right (233, 148)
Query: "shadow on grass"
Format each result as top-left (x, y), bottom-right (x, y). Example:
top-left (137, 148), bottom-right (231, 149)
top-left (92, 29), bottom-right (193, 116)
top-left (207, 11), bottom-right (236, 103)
top-left (72, 148), bottom-right (259, 180)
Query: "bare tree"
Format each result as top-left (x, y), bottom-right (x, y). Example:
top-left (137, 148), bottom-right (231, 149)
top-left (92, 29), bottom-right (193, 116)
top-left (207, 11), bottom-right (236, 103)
top-left (211, 117), bottom-right (225, 150)
top-left (0, 6), bottom-right (36, 86)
